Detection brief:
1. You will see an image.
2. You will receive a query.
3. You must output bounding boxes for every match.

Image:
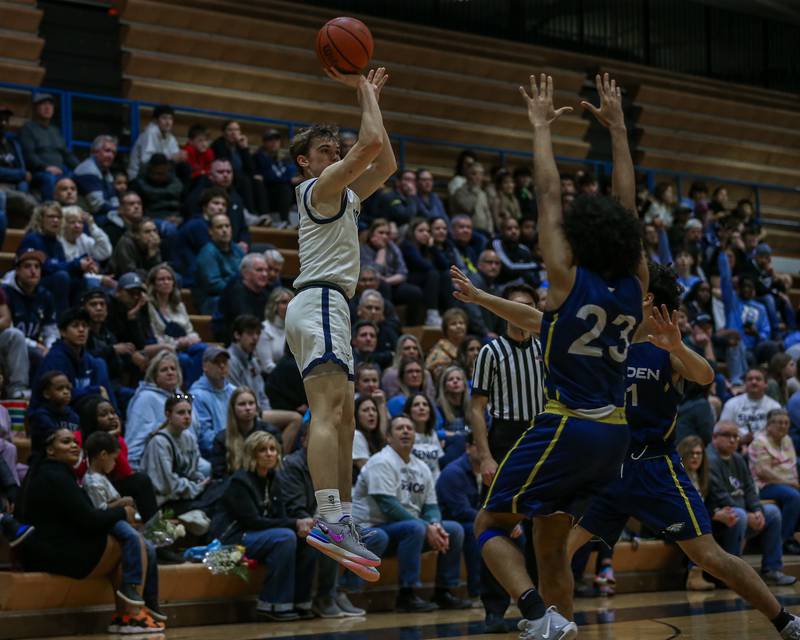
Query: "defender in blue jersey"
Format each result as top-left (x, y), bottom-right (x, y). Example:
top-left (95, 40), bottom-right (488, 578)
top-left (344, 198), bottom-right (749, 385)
top-left (568, 262), bottom-right (800, 640)
top-left (452, 73), bottom-right (648, 639)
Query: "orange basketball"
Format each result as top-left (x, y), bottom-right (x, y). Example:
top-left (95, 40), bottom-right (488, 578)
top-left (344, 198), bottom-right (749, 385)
top-left (315, 16), bottom-right (374, 74)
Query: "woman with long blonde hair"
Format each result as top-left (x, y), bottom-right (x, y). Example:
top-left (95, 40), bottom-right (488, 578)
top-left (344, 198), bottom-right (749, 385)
top-left (436, 365), bottom-right (471, 466)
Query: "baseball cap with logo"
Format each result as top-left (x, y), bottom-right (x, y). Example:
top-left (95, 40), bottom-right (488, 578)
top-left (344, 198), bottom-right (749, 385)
top-left (118, 272), bottom-right (146, 291)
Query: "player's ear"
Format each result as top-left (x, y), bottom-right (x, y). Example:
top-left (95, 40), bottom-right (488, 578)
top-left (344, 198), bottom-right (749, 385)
top-left (296, 154), bottom-right (310, 171)
top-left (643, 292), bottom-right (655, 307)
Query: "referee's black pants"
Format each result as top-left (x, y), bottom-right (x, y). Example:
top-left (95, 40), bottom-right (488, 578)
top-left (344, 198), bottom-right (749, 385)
top-left (480, 419), bottom-right (538, 617)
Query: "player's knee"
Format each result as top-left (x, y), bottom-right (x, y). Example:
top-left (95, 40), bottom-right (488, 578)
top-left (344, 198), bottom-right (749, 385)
top-left (478, 526), bottom-right (510, 552)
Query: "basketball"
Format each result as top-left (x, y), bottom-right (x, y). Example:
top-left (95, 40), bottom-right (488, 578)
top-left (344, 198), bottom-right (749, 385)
top-left (315, 17), bottom-right (374, 74)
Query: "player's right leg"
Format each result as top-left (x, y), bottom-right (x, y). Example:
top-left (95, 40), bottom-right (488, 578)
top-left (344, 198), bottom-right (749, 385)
top-left (303, 370), bottom-right (380, 573)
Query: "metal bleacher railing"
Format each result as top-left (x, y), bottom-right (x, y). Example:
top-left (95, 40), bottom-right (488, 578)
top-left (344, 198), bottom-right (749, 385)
top-left (2, 80), bottom-right (798, 228)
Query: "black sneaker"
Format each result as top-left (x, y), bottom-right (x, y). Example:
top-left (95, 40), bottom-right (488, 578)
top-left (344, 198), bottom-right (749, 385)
top-left (484, 612), bottom-right (509, 633)
top-left (433, 589), bottom-right (472, 610)
top-left (256, 609), bottom-right (301, 621)
top-left (395, 590), bottom-right (438, 613)
top-left (1, 515), bottom-right (34, 548)
top-left (295, 607), bottom-right (316, 620)
top-left (116, 584), bottom-right (145, 607)
top-left (156, 547), bottom-right (185, 565)
top-left (784, 540), bottom-right (800, 555)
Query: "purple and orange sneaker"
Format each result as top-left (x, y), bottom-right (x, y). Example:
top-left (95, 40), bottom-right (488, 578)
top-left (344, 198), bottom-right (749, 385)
top-left (307, 517), bottom-right (381, 580)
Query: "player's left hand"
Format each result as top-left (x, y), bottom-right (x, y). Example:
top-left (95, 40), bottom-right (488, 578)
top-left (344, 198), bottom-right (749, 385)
top-left (365, 67), bottom-right (389, 102)
top-left (450, 265), bottom-right (481, 304)
top-left (581, 73), bottom-right (625, 130)
top-left (647, 304), bottom-right (683, 353)
top-left (519, 74), bottom-right (573, 128)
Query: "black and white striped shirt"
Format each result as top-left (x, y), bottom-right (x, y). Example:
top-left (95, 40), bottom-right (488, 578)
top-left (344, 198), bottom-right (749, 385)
top-left (472, 335), bottom-right (545, 421)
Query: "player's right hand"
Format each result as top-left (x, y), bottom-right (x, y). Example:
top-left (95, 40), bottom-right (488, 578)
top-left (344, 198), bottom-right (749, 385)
top-left (580, 73), bottom-right (625, 130)
top-left (519, 74), bottom-right (572, 128)
top-left (480, 455), bottom-right (499, 486)
top-left (450, 266), bottom-right (480, 304)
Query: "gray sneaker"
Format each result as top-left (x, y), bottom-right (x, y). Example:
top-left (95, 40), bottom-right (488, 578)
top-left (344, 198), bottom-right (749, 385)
top-left (518, 606), bottom-right (578, 640)
top-left (312, 596), bottom-right (344, 619)
top-left (307, 518), bottom-right (381, 569)
top-left (335, 592), bottom-right (366, 617)
top-left (763, 571), bottom-right (798, 586)
top-left (781, 615), bottom-right (800, 639)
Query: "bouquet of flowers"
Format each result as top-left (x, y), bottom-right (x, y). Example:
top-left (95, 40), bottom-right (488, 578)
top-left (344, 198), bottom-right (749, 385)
top-left (142, 509), bottom-right (186, 548)
top-left (203, 541), bottom-right (253, 582)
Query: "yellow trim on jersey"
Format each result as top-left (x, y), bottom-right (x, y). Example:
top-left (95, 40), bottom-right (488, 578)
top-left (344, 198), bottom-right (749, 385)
top-left (543, 313), bottom-right (558, 369)
top-left (482, 420), bottom-right (534, 509)
top-left (663, 416), bottom-right (677, 441)
top-left (544, 400), bottom-right (627, 425)
top-left (511, 415), bottom-right (569, 513)
top-left (664, 455), bottom-right (702, 536)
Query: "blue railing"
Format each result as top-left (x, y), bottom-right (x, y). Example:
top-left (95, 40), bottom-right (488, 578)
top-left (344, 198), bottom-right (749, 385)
top-left (2, 80), bottom-right (798, 227)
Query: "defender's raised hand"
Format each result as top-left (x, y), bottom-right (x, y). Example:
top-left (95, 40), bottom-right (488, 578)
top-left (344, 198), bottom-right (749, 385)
top-left (647, 304), bottom-right (683, 353)
top-left (581, 72), bottom-right (625, 130)
top-left (519, 74), bottom-right (573, 128)
top-left (450, 265), bottom-right (481, 304)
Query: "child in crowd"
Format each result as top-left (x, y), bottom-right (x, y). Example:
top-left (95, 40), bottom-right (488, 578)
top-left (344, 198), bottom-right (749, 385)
top-left (182, 124), bottom-right (215, 180)
top-left (27, 372), bottom-right (80, 455)
top-left (83, 431), bottom-right (165, 625)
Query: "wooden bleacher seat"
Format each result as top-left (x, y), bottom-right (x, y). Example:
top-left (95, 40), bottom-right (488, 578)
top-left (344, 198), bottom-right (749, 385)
top-left (0, 0), bottom-right (44, 87)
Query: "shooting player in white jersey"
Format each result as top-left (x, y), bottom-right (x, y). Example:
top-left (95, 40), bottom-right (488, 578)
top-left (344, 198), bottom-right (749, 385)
top-left (286, 67), bottom-right (396, 579)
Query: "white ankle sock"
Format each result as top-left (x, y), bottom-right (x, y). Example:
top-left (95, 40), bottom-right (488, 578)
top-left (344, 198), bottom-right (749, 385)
top-left (316, 489), bottom-right (343, 523)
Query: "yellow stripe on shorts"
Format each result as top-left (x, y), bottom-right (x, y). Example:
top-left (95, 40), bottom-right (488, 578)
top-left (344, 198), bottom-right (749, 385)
top-left (543, 313), bottom-right (558, 370)
top-left (482, 420), bottom-right (534, 509)
top-left (664, 455), bottom-right (702, 536)
top-left (511, 415), bottom-right (569, 514)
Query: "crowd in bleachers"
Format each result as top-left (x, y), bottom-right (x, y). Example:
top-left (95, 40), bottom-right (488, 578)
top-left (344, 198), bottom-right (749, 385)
top-left (1, 91), bottom-right (800, 632)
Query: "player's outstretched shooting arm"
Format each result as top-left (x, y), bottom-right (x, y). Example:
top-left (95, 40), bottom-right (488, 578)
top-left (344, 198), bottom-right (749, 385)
top-left (582, 72), bottom-right (649, 293)
top-left (313, 67), bottom-right (396, 211)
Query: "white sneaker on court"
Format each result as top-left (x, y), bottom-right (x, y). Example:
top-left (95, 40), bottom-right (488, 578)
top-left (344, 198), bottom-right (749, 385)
top-left (517, 606), bottom-right (578, 640)
top-left (781, 615), bottom-right (800, 640)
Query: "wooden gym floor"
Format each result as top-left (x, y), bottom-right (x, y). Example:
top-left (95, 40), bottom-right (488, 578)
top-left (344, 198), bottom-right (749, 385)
top-left (39, 586), bottom-right (800, 639)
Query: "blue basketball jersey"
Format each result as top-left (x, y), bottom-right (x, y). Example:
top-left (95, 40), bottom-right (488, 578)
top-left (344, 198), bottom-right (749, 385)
top-left (541, 267), bottom-right (642, 412)
top-left (625, 341), bottom-right (682, 451)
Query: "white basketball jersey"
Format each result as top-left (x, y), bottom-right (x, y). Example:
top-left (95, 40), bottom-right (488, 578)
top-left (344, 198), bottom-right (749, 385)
top-left (293, 178), bottom-right (361, 298)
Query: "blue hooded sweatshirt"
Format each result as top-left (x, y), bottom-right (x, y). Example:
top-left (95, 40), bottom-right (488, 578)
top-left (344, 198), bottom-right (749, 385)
top-left (31, 340), bottom-right (104, 409)
top-left (189, 374), bottom-right (236, 458)
top-left (124, 382), bottom-right (173, 470)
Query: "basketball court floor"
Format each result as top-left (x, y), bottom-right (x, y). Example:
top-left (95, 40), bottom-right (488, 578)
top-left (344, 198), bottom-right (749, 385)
top-left (40, 586), bottom-right (800, 639)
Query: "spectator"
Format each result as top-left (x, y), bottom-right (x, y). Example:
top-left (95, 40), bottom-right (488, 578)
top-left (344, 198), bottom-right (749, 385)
top-left (19, 93), bottom-right (78, 200)
top-left (375, 169), bottom-right (418, 226)
top-left (706, 421), bottom-right (796, 585)
top-left (16, 428), bottom-right (165, 633)
top-left (265, 352), bottom-right (308, 414)
top-left (30, 308), bottom-right (108, 409)
top-left (404, 393), bottom-right (444, 483)
top-left (107, 272), bottom-right (163, 373)
top-left (127, 104), bottom-right (183, 180)
top-left (21, 202), bottom-right (95, 314)
top-left (77, 395), bottom-right (158, 522)
top-left (182, 124), bottom-right (214, 181)
top-left (491, 217), bottom-right (542, 287)
top-left (513, 166), bottom-right (535, 218)
top-left (749, 409), bottom-right (800, 555)
top-left (425, 308), bottom-right (468, 383)
top-left (211, 120), bottom-right (258, 214)
top-left (381, 334), bottom-right (436, 400)
top-left (113, 171), bottom-right (127, 195)
top-left (767, 353), bottom-right (797, 406)
top-left (451, 162), bottom-right (492, 235)
top-left (435, 431), bottom-right (482, 601)
top-left (674, 249), bottom-right (702, 297)
top-left (209, 386), bottom-right (281, 479)
top-left (59, 206), bottom-right (113, 271)
top-left (212, 253), bottom-right (271, 343)
top-left (351, 319), bottom-right (389, 371)
top-left (675, 379), bottom-right (716, 447)
top-left (263, 249), bottom-right (285, 291)
top-left (643, 220), bottom-right (673, 266)
top-left (645, 182), bottom-right (677, 227)
top-left (125, 350), bottom-right (183, 469)
top-left (192, 212), bottom-right (244, 314)
top-left (350, 266), bottom-right (402, 335)
top-left (212, 430), bottom-right (315, 620)
top-left (352, 414), bottom-right (469, 612)
top-left (0, 104), bottom-right (35, 239)
top-left (189, 346), bottom-right (235, 459)
top-left (109, 218), bottom-right (162, 279)
top-left (253, 129), bottom-right (298, 222)
top-left (490, 169), bottom-right (521, 228)
top-left (140, 393), bottom-right (210, 511)
top-left (176, 187), bottom-right (229, 283)
top-left (53, 176), bottom-right (78, 207)
top-left (745, 243), bottom-right (796, 333)
top-left (226, 315), bottom-right (302, 447)
top-left (185, 159), bottom-right (250, 249)
top-left (256, 287), bottom-right (293, 376)
top-left (437, 366), bottom-right (470, 466)
top-left (400, 217), bottom-right (451, 327)
top-left (82, 290), bottom-right (129, 391)
top-left (74, 135), bottom-right (119, 222)
top-left (4, 247), bottom-right (58, 377)
top-left (445, 215), bottom-right (484, 274)
top-left (147, 263), bottom-right (204, 386)
top-left (28, 372), bottom-right (80, 453)
top-left (354, 290), bottom-right (399, 360)
top-left (353, 395), bottom-right (385, 471)
top-left (720, 368), bottom-right (782, 445)
top-left (130, 153), bottom-right (183, 238)
top-left (360, 218), bottom-right (425, 325)
top-left (387, 357), bottom-right (432, 416)
top-left (447, 150), bottom-right (476, 196)
top-left (459, 250), bottom-right (504, 338)
top-left (414, 169), bottom-right (447, 221)
top-left (0, 285), bottom-right (31, 399)
top-left (456, 335), bottom-right (482, 381)
top-left (101, 190), bottom-right (144, 247)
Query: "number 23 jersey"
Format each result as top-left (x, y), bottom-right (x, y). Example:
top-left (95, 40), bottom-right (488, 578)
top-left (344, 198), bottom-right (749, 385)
top-left (540, 266), bottom-right (642, 413)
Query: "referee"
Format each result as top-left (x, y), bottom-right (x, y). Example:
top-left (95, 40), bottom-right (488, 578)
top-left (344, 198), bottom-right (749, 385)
top-left (470, 282), bottom-right (545, 633)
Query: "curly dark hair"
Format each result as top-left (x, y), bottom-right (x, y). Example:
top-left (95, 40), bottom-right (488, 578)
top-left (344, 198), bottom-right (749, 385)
top-left (647, 261), bottom-right (682, 312)
top-left (561, 194), bottom-right (643, 280)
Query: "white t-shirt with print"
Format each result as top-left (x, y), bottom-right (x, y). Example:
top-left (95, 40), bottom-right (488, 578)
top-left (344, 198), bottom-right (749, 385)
top-left (720, 393), bottom-right (782, 437)
top-left (411, 431), bottom-right (444, 484)
top-left (352, 445), bottom-right (437, 527)
top-left (353, 430), bottom-right (371, 461)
